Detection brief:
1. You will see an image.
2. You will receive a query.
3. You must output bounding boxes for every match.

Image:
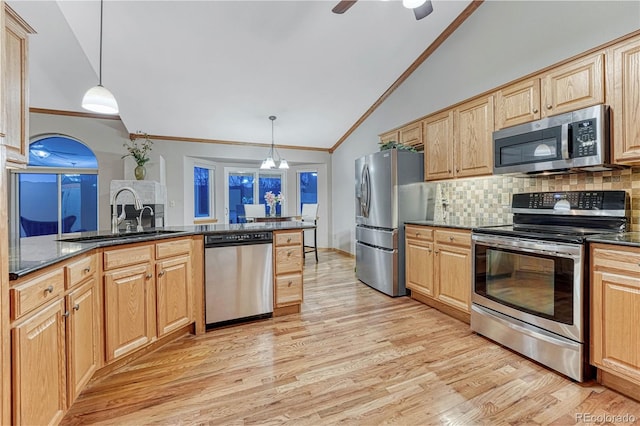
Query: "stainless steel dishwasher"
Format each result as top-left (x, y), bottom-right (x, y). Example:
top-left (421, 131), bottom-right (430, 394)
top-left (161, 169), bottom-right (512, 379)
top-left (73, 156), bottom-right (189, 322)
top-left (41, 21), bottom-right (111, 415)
top-left (204, 231), bottom-right (273, 329)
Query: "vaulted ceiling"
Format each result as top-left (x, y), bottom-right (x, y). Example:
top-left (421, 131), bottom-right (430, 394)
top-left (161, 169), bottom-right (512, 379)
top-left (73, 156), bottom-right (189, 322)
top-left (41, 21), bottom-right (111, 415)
top-left (10, 0), bottom-right (474, 150)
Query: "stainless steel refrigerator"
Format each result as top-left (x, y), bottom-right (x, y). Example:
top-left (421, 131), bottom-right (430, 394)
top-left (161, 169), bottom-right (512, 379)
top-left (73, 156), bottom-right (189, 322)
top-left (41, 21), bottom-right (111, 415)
top-left (355, 149), bottom-right (433, 296)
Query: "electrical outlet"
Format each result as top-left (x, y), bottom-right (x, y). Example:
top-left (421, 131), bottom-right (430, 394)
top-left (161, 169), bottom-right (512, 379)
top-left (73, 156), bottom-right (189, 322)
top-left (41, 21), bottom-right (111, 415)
top-left (169, 200), bottom-right (176, 207)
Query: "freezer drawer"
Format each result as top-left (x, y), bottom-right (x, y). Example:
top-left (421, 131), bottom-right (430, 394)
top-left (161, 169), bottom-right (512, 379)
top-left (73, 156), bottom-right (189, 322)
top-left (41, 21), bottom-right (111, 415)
top-left (356, 226), bottom-right (397, 249)
top-left (356, 242), bottom-right (400, 296)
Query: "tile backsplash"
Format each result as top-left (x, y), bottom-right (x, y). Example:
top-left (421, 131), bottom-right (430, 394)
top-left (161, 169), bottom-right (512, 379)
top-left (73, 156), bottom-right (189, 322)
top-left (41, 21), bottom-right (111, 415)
top-left (433, 166), bottom-right (640, 232)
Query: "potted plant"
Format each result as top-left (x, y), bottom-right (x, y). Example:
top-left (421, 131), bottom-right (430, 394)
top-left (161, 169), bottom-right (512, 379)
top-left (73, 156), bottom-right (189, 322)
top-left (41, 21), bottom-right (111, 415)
top-left (123, 132), bottom-right (153, 180)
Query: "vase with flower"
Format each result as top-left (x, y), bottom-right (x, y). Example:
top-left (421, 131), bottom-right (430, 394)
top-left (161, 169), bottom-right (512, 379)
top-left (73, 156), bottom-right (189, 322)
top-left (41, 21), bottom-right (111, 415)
top-left (122, 132), bottom-right (153, 180)
top-left (264, 191), bottom-right (284, 217)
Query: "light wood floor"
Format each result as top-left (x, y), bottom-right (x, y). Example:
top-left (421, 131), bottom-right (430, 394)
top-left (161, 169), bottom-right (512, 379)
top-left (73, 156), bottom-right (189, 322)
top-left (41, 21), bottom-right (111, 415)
top-left (62, 251), bottom-right (640, 425)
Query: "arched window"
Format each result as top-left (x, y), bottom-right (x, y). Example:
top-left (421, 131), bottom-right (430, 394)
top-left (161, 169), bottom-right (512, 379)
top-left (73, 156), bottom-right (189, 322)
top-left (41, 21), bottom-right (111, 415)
top-left (13, 135), bottom-right (99, 237)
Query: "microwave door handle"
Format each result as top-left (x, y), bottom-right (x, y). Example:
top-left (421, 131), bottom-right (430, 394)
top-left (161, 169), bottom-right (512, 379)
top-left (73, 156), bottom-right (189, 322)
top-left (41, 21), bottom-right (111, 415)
top-left (560, 123), bottom-right (570, 160)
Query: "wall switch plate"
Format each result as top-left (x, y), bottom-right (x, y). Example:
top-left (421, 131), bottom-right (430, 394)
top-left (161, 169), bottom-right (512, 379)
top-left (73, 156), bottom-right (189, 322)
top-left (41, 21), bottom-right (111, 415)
top-left (169, 200), bottom-right (176, 207)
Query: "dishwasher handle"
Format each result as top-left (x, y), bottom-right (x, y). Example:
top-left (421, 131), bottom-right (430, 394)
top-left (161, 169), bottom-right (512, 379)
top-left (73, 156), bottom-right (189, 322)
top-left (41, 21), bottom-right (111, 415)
top-left (204, 232), bottom-right (273, 247)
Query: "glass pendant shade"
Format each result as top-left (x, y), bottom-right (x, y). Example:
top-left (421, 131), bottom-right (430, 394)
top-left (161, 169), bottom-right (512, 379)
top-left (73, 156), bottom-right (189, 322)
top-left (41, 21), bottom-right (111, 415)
top-left (82, 84), bottom-right (119, 114)
top-left (261, 156), bottom-right (276, 169)
top-left (278, 159), bottom-right (289, 169)
top-left (403, 0), bottom-right (427, 8)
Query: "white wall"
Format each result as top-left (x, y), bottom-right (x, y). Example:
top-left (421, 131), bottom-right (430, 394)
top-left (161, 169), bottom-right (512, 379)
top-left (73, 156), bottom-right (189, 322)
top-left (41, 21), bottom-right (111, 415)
top-left (28, 113), bottom-right (332, 246)
top-left (331, 0), bottom-right (640, 254)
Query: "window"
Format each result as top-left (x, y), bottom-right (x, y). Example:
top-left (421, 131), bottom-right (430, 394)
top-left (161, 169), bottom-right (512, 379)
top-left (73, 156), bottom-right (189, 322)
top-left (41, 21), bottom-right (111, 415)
top-left (298, 171), bottom-right (318, 213)
top-left (194, 165), bottom-right (215, 219)
top-left (224, 167), bottom-right (286, 223)
top-left (13, 135), bottom-right (99, 237)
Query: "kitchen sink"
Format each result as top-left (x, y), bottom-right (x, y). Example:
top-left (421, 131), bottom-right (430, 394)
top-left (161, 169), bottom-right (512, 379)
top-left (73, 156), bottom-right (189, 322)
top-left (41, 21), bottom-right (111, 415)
top-left (58, 229), bottom-right (183, 243)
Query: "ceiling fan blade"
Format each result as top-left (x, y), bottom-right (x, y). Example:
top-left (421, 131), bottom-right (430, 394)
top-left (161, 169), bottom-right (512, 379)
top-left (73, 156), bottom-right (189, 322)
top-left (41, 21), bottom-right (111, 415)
top-left (413, 0), bottom-right (433, 20)
top-left (332, 0), bottom-right (358, 14)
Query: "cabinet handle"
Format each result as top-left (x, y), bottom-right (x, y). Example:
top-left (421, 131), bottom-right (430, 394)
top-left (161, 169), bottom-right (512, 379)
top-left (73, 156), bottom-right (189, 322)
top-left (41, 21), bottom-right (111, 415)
top-left (532, 108), bottom-right (539, 114)
top-left (448, 169), bottom-right (452, 173)
top-left (546, 104), bottom-right (553, 110)
top-left (287, 237), bottom-right (292, 243)
top-left (435, 250), bottom-right (439, 254)
top-left (83, 267), bottom-right (91, 273)
top-left (287, 250), bottom-right (292, 257)
top-left (288, 281), bottom-right (293, 287)
top-left (146, 274), bottom-right (153, 279)
top-left (455, 167), bottom-right (459, 173)
top-left (73, 304), bottom-right (80, 311)
top-left (158, 271), bottom-right (166, 277)
top-left (449, 236), bottom-right (455, 241)
top-left (427, 248), bottom-right (432, 253)
top-left (416, 232), bottom-right (421, 237)
top-left (45, 285), bottom-right (54, 294)
top-left (62, 311), bottom-right (70, 318)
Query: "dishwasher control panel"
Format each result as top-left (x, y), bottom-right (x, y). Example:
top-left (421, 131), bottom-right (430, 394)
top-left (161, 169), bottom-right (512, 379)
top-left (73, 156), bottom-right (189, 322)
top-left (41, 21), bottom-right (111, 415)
top-left (205, 231), bottom-right (273, 247)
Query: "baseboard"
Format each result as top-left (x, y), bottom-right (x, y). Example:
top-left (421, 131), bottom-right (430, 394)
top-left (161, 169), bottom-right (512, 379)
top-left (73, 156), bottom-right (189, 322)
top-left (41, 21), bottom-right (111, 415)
top-left (329, 248), bottom-right (355, 258)
top-left (409, 290), bottom-right (470, 324)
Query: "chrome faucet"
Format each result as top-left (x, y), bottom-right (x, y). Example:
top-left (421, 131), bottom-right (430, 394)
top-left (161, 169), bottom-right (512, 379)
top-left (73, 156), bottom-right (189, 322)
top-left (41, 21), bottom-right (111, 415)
top-left (136, 206), bottom-right (154, 232)
top-left (111, 187), bottom-right (144, 233)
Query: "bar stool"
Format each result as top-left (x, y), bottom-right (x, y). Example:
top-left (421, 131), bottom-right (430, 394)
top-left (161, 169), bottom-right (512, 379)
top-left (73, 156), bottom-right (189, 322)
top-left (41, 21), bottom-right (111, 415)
top-left (300, 203), bottom-right (318, 262)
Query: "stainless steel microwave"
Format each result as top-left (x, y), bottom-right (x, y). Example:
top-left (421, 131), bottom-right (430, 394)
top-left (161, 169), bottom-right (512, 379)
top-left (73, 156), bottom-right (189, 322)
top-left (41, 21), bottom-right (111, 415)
top-left (493, 104), bottom-right (613, 175)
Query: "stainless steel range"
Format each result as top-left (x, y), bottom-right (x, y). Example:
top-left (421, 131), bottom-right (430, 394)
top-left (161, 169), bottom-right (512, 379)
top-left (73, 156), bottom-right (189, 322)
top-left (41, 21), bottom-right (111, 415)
top-left (471, 190), bottom-right (629, 381)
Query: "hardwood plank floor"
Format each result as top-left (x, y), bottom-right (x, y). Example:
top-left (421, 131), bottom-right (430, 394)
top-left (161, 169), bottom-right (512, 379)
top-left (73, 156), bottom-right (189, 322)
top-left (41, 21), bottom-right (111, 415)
top-left (62, 251), bottom-right (640, 425)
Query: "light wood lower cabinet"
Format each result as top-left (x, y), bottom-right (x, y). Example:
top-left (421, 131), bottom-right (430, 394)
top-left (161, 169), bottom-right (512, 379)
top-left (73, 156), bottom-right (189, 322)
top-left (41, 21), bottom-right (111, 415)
top-left (156, 255), bottom-right (192, 336)
top-left (12, 299), bottom-right (67, 426)
top-left (591, 243), bottom-right (640, 398)
top-left (273, 230), bottom-right (303, 311)
top-left (405, 225), bottom-right (471, 322)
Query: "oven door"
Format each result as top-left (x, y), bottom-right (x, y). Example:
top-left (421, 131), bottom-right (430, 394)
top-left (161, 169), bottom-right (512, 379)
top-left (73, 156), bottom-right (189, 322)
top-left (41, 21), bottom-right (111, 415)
top-left (472, 233), bottom-right (584, 342)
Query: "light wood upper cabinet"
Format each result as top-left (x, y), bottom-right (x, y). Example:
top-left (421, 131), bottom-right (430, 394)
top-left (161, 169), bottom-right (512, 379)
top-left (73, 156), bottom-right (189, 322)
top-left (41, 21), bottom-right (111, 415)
top-left (12, 299), bottom-right (67, 426)
top-left (540, 52), bottom-right (605, 118)
top-left (424, 110), bottom-right (454, 180)
top-left (591, 244), bottom-right (640, 385)
top-left (610, 34), bottom-right (640, 164)
top-left (495, 78), bottom-right (541, 129)
top-left (399, 122), bottom-right (423, 150)
top-left (454, 96), bottom-right (494, 178)
top-left (379, 130), bottom-right (399, 146)
top-left (156, 255), bottom-right (192, 337)
top-left (3, 5), bottom-right (33, 167)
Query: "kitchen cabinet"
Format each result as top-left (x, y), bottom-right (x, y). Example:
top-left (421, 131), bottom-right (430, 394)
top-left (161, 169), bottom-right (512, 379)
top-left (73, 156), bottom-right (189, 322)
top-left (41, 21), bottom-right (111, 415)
top-left (591, 243), bottom-right (640, 399)
top-left (399, 121), bottom-right (423, 150)
top-left (155, 239), bottom-right (192, 337)
top-left (423, 110), bottom-right (454, 180)
top-left (423, 96), bottom-right (493, 181)
top-left (609, 34), bottom-right (640, 164)
top-left (103, 244), bottom-right (155, 362)
top-left (453, 96), bottom-right (494, 178)
top-left (2, 5), bottom-right (33, 167)
top-left (11, 299), bottom-right (66, 426)
top-left (379, 130), bottom-right (399, 146)
top-left (405, 225), bottom-right (471, 322)
top-left (494, 78), bottom-right (541, 130)
top-left (273, 230), bottom-right (303, 313)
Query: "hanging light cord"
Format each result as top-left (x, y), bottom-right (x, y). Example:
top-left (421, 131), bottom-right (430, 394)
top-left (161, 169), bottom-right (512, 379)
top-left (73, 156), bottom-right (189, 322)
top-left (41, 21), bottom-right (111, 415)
top-left (270, 115), bottom-right (277, 159)
top-left (98, 0), bottom-right (104, 86)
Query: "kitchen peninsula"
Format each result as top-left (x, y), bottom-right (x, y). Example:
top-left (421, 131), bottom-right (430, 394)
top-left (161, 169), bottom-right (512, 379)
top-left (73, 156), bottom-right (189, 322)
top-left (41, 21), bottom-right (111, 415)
top-left (7, 221), bottom-right (313, 425)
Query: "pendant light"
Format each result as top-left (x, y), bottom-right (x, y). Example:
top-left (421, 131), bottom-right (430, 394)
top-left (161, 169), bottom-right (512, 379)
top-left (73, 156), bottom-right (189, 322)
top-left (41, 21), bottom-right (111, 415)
top-left (260, 116), bottom-right (289, 170)
top-left (82, 0), bottom-right (119, 114)
top-left (402, 0), bottom-right (427, 8)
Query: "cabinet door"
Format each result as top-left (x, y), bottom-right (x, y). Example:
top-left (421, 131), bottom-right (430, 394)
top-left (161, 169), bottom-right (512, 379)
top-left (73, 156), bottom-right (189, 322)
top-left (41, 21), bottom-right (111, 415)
top-left (12, 299), bottom-right (66, 426)
top-left (66, 279), bottom-right (98, 404)
top-left (379, 130), bottom-right (399, 146)
top-left (405, 239), bottom-right (434, 297)
top-left (494, 78), bottom-right (541, 129)
top-left (104, 264), bottom-right (154, 362)
top-left (275, 273), bottom-right (303, 307)
top-left (541, 53), bottom-right (604, 117)
top-left (399, 122), bottom-right (423, 149)
top-left (591, 270), bottom-right (640, 382)
top-left (3, 6), bottom-right (32, 166)
top-left (435, 244), bottom-right (471, 313)
top-left (454, 96), bottom-right (494, 178)
top-left (424, 111), bottom-right (454, 180)
top-left (156, 255), bottom-right (192, 337)
top-left (611, 35), bottom-right (640, 164)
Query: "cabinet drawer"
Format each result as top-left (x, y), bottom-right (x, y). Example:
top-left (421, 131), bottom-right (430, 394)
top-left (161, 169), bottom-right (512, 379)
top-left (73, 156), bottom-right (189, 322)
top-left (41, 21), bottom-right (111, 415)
top-left (405, 225), bottom-right (433, 242)
top-left (435, 229), bottom-right (471, 247)
top-left (275, 231), bottom-right (302, 247)
top-left (275, 273), bottom-right (303, 306)
top-left (156, 238), bottom-right (191, 259)
top-left (103, 244), bottom-right (153, 270)
top-left (65, 253), bottom-right (97, 289)
top-left (10, 268), bottom-right (65, 320)
top-left (592, 246), bottom-right (640, 274)
top-left (275, 246), bottom-right (303, 274)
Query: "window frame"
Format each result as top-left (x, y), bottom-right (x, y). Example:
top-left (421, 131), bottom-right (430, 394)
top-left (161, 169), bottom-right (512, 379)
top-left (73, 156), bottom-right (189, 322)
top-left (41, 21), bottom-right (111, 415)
top-left (223, 166), bottom-right (287, 224)
top-left (192, 161), bottom-right (216, 223)
top-left (296, 169), bottom-right (318, 215)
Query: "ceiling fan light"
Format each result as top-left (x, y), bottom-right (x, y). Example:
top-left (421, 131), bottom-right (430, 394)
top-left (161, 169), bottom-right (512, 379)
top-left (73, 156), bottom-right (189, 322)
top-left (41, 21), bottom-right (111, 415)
top-left (82, 84), bottom-right (119, 114)
top-left (278, 159), bottom-right (289, 169)
top-left (402, 0), bottom-right (426, 9)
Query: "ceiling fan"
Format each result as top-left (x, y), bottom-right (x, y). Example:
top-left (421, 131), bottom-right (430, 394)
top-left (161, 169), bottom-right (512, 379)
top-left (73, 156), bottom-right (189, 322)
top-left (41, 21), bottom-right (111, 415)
top-left (332, 0), bottom-right (434, 20)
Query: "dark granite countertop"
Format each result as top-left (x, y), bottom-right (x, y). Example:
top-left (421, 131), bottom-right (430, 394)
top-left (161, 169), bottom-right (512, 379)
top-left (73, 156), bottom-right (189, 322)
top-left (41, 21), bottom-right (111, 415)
top-left (587, 232), bottom-right (640, 248)
top-left (9, 222), bottom-right (314, 280)
top-left (405, 218), bottom-right (511, 231)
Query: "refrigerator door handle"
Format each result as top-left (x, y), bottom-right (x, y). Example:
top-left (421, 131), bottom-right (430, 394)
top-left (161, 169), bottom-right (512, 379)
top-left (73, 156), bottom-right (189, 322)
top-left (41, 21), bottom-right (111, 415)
top-left (362, 164), bottom-right (371, 218)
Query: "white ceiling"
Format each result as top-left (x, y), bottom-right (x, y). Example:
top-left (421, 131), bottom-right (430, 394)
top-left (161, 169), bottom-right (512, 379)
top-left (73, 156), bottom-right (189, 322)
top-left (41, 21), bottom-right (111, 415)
top-left (9, 0), bottom-right (473, 150)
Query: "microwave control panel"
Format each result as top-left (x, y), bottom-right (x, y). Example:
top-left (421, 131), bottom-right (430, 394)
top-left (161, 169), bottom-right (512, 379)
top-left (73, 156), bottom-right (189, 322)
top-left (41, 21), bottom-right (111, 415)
top-left (571, 118), bottom-right (598, 158)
